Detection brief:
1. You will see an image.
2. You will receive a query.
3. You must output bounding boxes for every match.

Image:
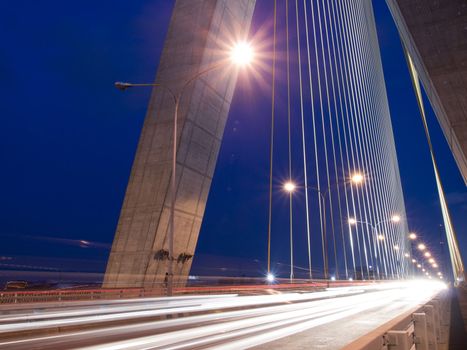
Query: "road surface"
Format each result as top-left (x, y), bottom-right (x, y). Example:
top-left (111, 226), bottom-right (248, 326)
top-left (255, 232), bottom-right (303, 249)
top-left (0, 281), bottom-right (446, 349)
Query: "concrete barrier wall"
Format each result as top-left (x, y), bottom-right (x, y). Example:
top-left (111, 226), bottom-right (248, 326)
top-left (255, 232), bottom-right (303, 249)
top-left (343, 290), bottom-right (451, 350)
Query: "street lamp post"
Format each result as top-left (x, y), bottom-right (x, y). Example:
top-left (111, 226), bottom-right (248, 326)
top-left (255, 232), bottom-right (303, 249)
top-left (283, 172), bottom-right (364, 280)
top-left (348, 215), bottom-right (402, 280)
top-left (116, 42), bottom-right (254, 296)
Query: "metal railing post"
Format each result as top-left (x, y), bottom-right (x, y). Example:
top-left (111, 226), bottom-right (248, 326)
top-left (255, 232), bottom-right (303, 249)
top-left (423, 305), bottom-right (438, 350)
top-left (385, 330), bottom-right (413, 350)
top-left (413, 312), bottom-right (429, 350)
top-left (430, 300), bottom-right (441, 341)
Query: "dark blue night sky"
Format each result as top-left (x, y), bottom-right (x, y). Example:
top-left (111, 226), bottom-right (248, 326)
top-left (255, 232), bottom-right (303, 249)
top-left (0, 1), bottom-right (465, 280)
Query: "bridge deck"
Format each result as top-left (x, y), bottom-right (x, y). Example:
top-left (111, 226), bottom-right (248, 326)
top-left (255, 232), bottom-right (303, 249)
top-left (0, 282), bottom-right (451, 349)
top-left (252, 289), bottom-right (449, 350)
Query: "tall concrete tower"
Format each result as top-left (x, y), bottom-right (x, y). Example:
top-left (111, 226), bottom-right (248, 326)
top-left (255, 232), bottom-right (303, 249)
top-left (386, 0), bottom-right (467, 184)
top-left (104, 0), bottom-right (256, 288)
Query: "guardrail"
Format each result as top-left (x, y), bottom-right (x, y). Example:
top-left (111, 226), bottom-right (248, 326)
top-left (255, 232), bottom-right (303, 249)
top-left (0, 279), bottom-right (374, 304)
top-left (344, 289), bottom-right (450, 350)
top-left (0, 287), bottom-right (163, 304)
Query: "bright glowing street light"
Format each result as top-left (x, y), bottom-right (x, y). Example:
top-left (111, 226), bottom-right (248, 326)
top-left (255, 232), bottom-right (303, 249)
top-left (424, 252), bottom-right (431, 258)
top-left (422, 268), bottom-right (426, 272)
top-left (404, 253), bottom-right (410, 258)
top-left (231, 41), bottom-right (254, 66)
top-left (348, 218), bottom-right (357, 225)
top-left (266, 273), bottom-right (275, 282)
top-left (418, 243), bottom-right (426, 251)
top-left (428, 258), bottom-right (435, 264)
top-left (417, 264), bottom-right (421, 268)
top-left (409, 232), bottom-right (417, 240)
top-left (283, 181), bottom-right (296, 193)
top-left (378, 234), bottom-right (385, 241)
top-left (411, 259), bottom-right (416, 263)
top-left (351, 173), bottom-right (364, 185)
top-left (432, 263), bottom-right (438, 268)
top-left (391, 215), bottom-right (401, 223)
top-left (394, 245), bottom-right (400, 250)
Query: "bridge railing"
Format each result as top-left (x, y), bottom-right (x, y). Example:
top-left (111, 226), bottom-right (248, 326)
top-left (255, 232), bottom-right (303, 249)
top-left (0, 278), bottom-right (375, 304)
top-left (0, 287), bottom-right (164, 304)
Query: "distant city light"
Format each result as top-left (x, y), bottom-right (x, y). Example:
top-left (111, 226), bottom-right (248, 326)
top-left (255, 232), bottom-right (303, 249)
top-left (412, 259), bottom-right (417, 263)
top-left (394, 245), bottom-right (400, 250)
top-left (404, 253), bottom-right (410, 258)
top-left (330, 276), bottom-right (336, 281)
top-left (424, 252), bottom-right (431, 257)
top-left (348, 218), bottom-right (357, 225)
top-left (378, 235), bottom-right (385, 241)
top-left (428, 258), bottom-right (435, 264)
top-left (418, 243), bottom-right (426, 251)
top-left (348, 277), bottom-right (353, 281)
top-left (409, 232), bottom-right (417, 240)
top-left (391, 215), bottom-right (401, 223)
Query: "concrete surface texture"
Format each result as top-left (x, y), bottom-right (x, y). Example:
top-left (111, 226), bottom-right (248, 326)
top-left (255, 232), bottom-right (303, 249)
top-left (386, 0), bottom-right (467, 185)
top-left (450, 284), bottom-right (467, 349)
top-left (104, 0), bottom-right (256, 288)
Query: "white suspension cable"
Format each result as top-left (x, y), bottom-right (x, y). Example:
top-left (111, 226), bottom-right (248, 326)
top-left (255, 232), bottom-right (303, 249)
top-left (295, 0), bottom-right (313, 280)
